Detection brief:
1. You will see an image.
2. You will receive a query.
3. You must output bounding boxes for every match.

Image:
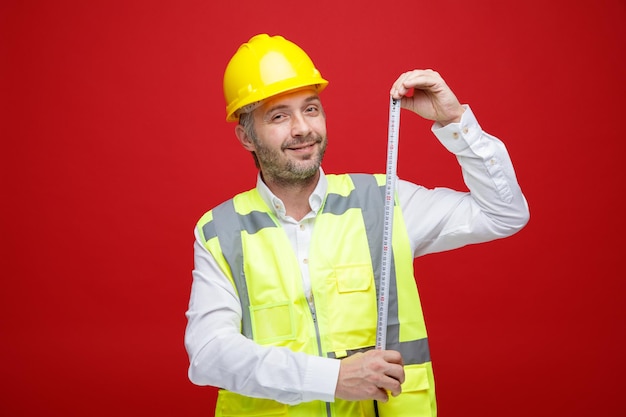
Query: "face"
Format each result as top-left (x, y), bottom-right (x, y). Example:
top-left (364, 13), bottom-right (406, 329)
top-left (237, 88), bottom-right (327, 186)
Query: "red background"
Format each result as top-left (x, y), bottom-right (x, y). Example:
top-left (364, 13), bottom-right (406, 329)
top-left (2, 0), bottom-right (625, 416)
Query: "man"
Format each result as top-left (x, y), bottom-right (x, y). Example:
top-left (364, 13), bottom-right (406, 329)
top-left (185, 34), bottom-right (529, 417)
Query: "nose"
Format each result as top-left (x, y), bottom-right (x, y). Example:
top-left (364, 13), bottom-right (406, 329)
top-left (291, 112), bottom-right (312, 137)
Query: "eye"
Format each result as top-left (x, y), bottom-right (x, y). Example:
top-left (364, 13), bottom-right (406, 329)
top-left (305, 105), bottom-right (319, 115)
top-left (270, 113), bottom-right (287, 122)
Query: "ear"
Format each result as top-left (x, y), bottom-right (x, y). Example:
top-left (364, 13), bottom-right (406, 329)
top-left (235, 124), bottom-right (256, 152)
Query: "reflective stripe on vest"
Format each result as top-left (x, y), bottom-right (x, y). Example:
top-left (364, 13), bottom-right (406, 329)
top-left (202, 173), bottom-right (430, 365)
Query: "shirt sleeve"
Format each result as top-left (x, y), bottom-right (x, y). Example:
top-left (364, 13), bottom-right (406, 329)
top-left (184, 228), bottom-right (340, 405)
top-left (399, 105), bottom-right (530, 257)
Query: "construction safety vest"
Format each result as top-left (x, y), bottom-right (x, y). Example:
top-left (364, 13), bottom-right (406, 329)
top-left (198, 173), bottom-right (437, 417)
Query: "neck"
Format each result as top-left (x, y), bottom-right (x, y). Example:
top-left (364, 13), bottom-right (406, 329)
top-left (262, 170), bottom-right (320, 221)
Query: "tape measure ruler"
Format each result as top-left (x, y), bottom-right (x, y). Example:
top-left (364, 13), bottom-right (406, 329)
top-left (375, 97), bottom-right (401, 351)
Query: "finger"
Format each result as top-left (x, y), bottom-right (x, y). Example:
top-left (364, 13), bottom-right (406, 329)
top-left (390, 71), bottom-right (413, 98)
top-left (378, 375), bottom-right (403, 397)
top-left (407, 69), bottom-right (437, 82)
top-left (372, 387), bottom-right (391, 402)
top-left (384, 363), bottom-right (405, 385)
top-left (391, 69), bottom-right (442, 99)
top-left (382, 349), bottom-right (404, 366)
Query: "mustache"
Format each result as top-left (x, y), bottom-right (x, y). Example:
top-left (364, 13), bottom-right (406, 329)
top-left (282, 134), bottom-right (324, 150)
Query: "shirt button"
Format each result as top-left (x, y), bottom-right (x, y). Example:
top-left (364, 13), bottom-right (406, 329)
top-left (299, 224), bottom-right (305, 231)
top-left (462, 127), bottom-right (469, 134)
top-left (453, 132), bottom-right (459, 139)
top-left (303, 258), bottom-right (309, 264)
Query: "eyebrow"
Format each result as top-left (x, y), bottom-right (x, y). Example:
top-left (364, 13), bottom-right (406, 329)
top-left (264, 94), bottom-right (321, 115)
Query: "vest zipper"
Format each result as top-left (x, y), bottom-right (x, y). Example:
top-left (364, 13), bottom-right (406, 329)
top-left (308, 301), bottom-right (323, 355)
top-left (308, 301), bottom-right (333, 417)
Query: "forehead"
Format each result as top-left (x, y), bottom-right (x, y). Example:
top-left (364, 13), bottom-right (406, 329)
top-left (257, 88), bottom-right (321, 113)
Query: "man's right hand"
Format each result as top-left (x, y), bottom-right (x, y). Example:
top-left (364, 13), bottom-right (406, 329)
top-left (334, 349), bottom-right (405, 402)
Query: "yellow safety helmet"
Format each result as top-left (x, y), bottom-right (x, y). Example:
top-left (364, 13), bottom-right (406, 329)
top-left (223, 34), bottom-right (329, 122)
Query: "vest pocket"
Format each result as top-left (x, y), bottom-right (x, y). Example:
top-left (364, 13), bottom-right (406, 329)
top-left (217, 390), bottom-right (288, 417)
top-left (250, 301), bottom-right (295, 345)
top-left (326, 264), bottom-right (377, 351)
top-left (335, 263), bottom-right (373, 293)
top-left (376, 364), bottom-right (434, 417)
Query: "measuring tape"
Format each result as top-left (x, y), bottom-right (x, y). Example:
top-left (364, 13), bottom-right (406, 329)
top-left (375, 97), bottom-right (401, 350)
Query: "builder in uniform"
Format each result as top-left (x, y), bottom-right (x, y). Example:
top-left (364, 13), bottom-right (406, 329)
top-left (184, 34), bottom-right (529, 416)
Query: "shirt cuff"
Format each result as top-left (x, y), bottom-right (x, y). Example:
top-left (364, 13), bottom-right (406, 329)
top-left (431, 104), bottom-right (483, 155)
top-left (301, 355), bottom-right (340, 403)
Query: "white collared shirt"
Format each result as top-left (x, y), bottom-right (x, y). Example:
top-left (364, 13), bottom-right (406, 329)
top-left (256, 170), bottom-right (327, 308)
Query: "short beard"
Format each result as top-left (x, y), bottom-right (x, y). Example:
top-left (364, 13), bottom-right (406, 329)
top-left (239, 112), bottom-right (327, 187)
top-left (257, 134), bottom-right (326, 187)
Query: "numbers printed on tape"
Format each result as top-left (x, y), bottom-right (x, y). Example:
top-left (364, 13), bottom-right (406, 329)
top-left (376, 97), bottom-right (400, 351)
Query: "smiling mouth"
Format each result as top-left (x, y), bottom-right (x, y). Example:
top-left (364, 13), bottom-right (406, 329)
top-left (284, 141), bottom-right (318, 151)
top-left (289, 143), bottom-right (314, 150)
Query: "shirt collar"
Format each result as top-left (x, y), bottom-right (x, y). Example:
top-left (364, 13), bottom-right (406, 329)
top-left (256, 168), bottom-right (328, 220)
